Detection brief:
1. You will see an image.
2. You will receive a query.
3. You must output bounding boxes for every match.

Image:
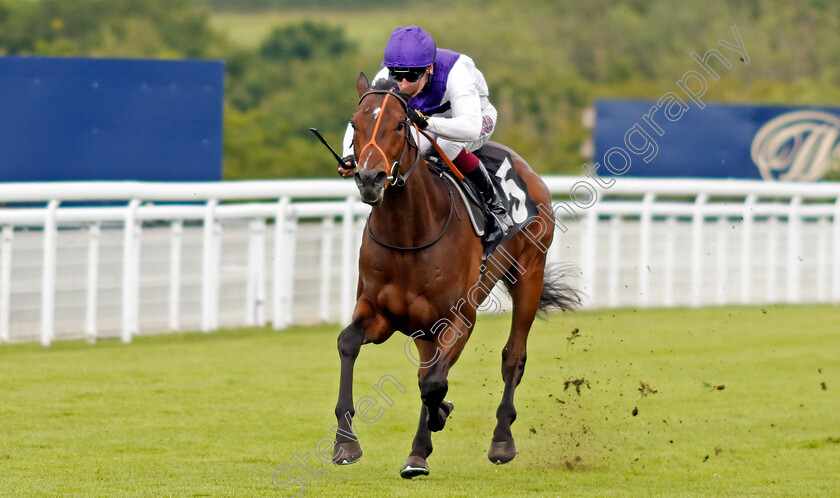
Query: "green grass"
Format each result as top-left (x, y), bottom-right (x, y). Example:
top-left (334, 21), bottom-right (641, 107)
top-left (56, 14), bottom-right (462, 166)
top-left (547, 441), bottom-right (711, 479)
top-left (1, 306), bottom-right (839, 496)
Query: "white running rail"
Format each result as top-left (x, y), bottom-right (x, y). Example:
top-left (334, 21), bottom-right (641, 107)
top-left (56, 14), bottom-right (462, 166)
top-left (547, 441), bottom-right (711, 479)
top-left (0, 177), bottom-right (838, 346)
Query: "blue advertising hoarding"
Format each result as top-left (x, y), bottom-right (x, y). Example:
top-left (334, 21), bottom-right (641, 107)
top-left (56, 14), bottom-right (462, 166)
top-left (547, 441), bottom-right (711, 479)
top-left (593, 99), bottom-right (840, 181)
top-left (0, 56), bottom-right (224, 182)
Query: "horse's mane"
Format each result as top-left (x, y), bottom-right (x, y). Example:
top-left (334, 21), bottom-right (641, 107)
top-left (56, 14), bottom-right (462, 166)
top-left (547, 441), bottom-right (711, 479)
top-left (370, 77), bottom-right (397, 91)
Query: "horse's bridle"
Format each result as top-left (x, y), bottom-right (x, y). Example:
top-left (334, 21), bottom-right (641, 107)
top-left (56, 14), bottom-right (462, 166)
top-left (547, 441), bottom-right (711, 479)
top-left (356, 89), bottom-right (456, 251)
top-left (356, 90), bottom-right (423, 188)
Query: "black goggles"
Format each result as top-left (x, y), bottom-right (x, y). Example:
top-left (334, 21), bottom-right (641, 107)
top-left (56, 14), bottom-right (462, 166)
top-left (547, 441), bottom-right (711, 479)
top-left (388, 66), bottom-right (428, 83)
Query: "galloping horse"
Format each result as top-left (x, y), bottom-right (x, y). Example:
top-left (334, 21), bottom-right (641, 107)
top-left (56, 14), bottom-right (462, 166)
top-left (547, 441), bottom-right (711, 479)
top-left (333, 73), bottom-right (579, 478)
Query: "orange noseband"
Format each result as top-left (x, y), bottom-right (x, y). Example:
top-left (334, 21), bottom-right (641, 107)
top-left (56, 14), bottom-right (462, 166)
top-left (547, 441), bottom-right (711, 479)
top-left (359, 93), bottom-right (395, 188)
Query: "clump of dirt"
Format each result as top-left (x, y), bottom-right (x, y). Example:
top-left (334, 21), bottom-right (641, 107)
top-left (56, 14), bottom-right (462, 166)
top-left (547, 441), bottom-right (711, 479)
top-left (702, 382), bottom-right (725, 391)
top-left (638, 379), bottom-right (657, 396)
top-left (564, 378), bottom-right (590, 395)
top-left (704, 445), bottom-right (724, 462)
top-left (566, 328), bottom-right (581, 348)
top-left (564, 456), bottom-right (583, 469)
top-left (821, 382), bottom-right (827, 391)
top-left (632, 407), bottom-right (639, 416)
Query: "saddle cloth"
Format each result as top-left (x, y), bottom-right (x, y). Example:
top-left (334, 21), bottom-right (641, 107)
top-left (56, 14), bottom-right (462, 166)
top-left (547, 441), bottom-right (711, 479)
top-left (430, 144), bottom-right (540, 257)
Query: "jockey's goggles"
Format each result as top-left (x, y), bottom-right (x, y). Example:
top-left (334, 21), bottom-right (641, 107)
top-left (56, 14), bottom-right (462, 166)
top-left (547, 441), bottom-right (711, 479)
top-left (388, 66), bottom-right (428, 83)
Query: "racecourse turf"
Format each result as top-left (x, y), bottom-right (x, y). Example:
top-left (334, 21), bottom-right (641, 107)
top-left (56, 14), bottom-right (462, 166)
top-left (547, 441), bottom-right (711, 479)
top-left (1, 305), bottom-right (838, 496)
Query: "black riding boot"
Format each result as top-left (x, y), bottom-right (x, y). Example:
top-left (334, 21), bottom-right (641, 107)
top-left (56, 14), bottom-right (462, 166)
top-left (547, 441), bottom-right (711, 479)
top-left (466, 161), bottom-right (514, 246)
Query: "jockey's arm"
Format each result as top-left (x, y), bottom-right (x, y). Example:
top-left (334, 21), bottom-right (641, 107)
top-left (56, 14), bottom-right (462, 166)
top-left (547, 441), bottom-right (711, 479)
top-left (341, 65), bottom-right (484, 157)
top-left (341, 122), bottom-right (354, 158)
top-left (425, 62), bottom-right (482, 142)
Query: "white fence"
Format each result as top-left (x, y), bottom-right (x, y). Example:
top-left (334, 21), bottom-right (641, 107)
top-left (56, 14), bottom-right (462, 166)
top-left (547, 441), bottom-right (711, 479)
top-left (1, 177), bottom-right (838, 346)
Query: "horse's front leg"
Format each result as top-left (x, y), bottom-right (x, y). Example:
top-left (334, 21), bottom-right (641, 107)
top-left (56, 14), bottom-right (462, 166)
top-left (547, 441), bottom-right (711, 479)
top-left (401, 339), bottom-right (443, 479)
top-left (332, 321), bottom-right (365, 465)
top-left (333, 301), bottom-right (393, 465)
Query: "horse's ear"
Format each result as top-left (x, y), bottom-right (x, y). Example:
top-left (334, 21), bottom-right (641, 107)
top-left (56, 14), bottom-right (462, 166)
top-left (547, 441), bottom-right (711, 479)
top-left (356, 72), bottom-right (370, 97)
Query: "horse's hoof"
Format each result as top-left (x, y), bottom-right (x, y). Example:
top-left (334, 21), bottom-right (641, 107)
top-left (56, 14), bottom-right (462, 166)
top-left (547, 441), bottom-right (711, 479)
top-left (333, 440), bottom-right (362, 465)
top-left (488, 440), bottom-right (517, 464)
top-left (400, 455), bottom-right (429, 479)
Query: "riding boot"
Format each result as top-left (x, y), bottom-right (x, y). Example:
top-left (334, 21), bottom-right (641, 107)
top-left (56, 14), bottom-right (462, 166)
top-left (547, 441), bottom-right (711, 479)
top-left (465, 161), bottom-right (514, 246)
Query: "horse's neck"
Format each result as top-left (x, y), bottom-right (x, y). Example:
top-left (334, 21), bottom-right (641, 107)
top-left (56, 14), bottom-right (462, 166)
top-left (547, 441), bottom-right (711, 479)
top-left (370, 163), bottom-right (449, 243)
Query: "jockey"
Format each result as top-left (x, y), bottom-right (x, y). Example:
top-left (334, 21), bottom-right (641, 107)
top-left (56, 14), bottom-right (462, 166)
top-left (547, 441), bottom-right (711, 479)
top-left (338, 25), bottom-right (513, 245)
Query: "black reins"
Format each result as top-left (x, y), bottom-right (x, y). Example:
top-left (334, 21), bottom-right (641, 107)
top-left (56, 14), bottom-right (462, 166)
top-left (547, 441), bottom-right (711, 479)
top-left (366, 177), bottom-right (456, 251)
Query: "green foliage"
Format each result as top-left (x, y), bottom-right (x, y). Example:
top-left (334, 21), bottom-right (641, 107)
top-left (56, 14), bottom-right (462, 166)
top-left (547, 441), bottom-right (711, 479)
top-left (4, 0), bottom-right (840, 178)
top-left (259, 21), bottom-right (354, 62)
top-left (224, 56), bottom-right (364, 178)
top-left (194, 0), bottom-right (399, 10)
top-left (0, 0), bottom-right (221, 58)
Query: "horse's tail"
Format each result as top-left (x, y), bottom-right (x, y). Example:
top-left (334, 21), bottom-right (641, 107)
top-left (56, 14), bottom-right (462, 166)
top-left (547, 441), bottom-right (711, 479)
top-left (537, 263), bottom-right (582, 315)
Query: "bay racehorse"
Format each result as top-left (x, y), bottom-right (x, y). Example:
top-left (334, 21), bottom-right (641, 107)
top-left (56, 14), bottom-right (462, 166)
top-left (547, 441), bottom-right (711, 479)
top-left (332, 73), bottom-right (579, 478)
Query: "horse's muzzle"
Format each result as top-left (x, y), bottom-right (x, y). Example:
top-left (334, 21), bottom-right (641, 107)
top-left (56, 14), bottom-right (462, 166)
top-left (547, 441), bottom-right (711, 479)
top-left (355, 170), bottom-right (387, 205)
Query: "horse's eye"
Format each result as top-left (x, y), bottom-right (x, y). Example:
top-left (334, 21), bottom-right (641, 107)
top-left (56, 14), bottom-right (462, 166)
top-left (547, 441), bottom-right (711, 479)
top-left (350, 121), bottom-right (356, 130)
top-left (396, 121), bottom-right (405, 132)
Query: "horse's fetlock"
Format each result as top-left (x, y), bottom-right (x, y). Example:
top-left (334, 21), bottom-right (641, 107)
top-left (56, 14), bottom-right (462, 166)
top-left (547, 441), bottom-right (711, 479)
top-left (335, 406), bottom-right (355, 420)
top-left (419, 374), bottom-right (448, 404)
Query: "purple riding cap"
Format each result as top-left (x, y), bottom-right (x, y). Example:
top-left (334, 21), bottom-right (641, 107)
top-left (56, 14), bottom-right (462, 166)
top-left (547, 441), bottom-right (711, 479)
top-left (382, 25), bottom-right (436, 68)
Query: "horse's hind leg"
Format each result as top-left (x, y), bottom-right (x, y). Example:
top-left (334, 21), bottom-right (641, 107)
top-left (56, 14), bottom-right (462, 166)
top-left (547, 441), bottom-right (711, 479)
top-left (488, 263), bottom-right (544, 464)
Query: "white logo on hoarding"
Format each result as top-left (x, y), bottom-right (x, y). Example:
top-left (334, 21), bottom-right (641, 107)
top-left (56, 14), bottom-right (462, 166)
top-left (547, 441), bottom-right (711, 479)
top-left (751, 110), bottom-right (840, 181)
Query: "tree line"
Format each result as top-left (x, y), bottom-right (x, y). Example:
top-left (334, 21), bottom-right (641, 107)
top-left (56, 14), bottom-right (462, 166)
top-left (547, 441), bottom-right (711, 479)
top-left (2, 0), bottom-right (839, 178)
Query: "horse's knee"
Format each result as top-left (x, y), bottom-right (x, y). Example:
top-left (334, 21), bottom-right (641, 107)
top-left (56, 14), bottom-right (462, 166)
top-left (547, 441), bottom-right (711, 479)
top-left (419, 373), bottom-right (448, 405)
top-left (337, 325), bottom-right (364, 359)
top-left (501, 345), bottom-right (526, 363)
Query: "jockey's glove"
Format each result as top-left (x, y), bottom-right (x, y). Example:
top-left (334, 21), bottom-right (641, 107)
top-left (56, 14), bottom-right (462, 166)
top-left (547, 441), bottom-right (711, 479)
top-left (337, 155), bottom-right (357, 177)
top-left (407, 108), bottom-right (429, 130)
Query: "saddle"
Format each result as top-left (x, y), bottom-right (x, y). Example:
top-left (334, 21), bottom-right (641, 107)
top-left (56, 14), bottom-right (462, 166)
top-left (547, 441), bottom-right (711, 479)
top-left (428, 144), bottom-right (540, 257)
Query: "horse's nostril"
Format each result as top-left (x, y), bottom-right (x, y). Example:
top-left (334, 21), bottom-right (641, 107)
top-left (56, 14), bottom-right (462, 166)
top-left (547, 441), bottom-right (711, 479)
top-left (356, 170), bottom-right (388, 188)
top-left (374, 171), bottom-right (388, 186)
